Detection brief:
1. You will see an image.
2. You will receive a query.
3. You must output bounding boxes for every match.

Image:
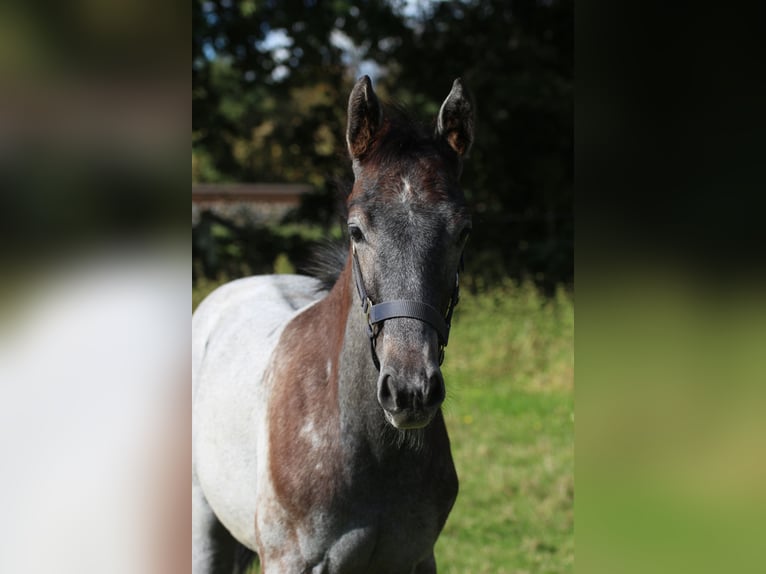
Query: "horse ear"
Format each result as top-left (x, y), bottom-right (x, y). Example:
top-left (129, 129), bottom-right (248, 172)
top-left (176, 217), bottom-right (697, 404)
top-left (436, 78), bottom-right (474, 157)
top-left (346, 75), bottom-right (382, 160)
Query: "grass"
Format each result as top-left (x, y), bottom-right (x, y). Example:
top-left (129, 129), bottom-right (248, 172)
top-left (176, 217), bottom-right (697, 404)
top-left (193, 277), bottom-right (574, 573)
top-left (435, 280), bottom-right (574, 573)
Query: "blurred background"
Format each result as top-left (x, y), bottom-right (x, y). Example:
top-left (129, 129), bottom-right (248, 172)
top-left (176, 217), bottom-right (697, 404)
top-left (192, 0), bottom-right (573, 295)
top-left (0, 1), bottom-right (189, 573)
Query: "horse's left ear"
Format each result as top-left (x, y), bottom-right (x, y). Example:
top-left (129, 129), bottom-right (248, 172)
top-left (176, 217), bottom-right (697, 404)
top-left (436, 78), bottom-right (474, 158)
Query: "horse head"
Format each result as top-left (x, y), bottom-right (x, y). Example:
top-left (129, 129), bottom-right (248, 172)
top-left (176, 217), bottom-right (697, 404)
top-left (345, 75), bottom-right (474, 430)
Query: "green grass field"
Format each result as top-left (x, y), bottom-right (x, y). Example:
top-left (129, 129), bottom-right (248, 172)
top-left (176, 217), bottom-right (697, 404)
top-left (434, 281), bottom-right (573, 573)
top-left (193, 278), bottom-right (574, 573)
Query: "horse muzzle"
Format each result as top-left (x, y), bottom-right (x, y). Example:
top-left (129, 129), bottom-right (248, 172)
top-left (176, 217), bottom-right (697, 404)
top-left (377, 367), bottom-right (445, 429)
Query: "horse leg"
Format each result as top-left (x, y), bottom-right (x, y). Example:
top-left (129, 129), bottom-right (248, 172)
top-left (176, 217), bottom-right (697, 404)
top-left (193, 480), bottom-right (255, 574)
top-left (192, 479), bottom-right (225, 574)
top-left (414, 553), bottom-right (437, 574)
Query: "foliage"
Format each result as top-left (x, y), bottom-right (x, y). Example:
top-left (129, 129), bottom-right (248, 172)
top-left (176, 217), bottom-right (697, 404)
top-left (192, 208), bottom-right (343, 281)
top-left (192, 0), bottom-right (572, 292)
top-left (384, 1), bottom-right (574, 291)
top-left (192, 278), bottom-right (574, 573)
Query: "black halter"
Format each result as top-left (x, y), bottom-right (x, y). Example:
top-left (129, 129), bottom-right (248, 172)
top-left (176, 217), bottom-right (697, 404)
top-left (351, 245), bottom-right (462, 370)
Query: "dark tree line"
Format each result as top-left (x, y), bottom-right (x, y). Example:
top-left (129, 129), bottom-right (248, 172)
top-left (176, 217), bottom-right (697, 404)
top-left (193, 0), bottom-right (572, 292)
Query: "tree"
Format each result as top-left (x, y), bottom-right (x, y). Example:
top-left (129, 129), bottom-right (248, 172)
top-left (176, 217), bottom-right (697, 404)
top-left (192, 0), bottom-right (573, 290)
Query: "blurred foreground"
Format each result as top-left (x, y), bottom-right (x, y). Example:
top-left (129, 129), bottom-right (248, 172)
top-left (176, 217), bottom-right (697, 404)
top-left (0, 249), bottom-right (189, 574)
top-left (0, 2), bottom-right (189, 573)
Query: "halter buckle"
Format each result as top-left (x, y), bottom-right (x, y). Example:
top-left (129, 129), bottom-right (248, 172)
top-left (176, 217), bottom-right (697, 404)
top-left (364, 297), bottom-right (375, 338)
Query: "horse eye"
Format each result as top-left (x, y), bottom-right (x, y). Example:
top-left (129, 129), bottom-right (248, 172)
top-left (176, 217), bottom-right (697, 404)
top-left (348, 225), bottom-right (365, 243)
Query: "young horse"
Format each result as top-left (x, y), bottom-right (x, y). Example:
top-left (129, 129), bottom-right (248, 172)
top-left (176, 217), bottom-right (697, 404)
top-left (192, 76), bottom-right (474, 573)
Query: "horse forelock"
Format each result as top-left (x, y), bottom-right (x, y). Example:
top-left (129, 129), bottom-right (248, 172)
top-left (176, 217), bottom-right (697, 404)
top-left (348, 107), bottom-right (465, 212)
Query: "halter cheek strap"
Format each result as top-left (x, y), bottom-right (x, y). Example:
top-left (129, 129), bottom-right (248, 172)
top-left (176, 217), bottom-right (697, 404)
top-left (351, 245), bottom-right (461, 369)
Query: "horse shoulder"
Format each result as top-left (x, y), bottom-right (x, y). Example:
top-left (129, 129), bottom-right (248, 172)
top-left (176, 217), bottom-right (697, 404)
top-left (265, 286), bottom-right (350, 520)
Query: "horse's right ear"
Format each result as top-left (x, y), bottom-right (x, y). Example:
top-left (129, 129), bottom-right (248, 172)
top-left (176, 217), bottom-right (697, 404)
top-left (346, 75), bottom-right (382, 160)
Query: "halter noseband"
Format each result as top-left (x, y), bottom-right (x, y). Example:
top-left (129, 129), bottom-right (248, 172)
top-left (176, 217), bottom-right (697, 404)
top-left (351, 244), bottom-right (461, 370)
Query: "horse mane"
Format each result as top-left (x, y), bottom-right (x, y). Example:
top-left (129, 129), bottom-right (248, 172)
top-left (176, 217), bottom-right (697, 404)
top-left (301, 238), bottom-right (349, 293)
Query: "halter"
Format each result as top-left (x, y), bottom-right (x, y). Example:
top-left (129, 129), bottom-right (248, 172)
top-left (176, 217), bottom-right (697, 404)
top-left (351, 244), bottom-right (462, 370)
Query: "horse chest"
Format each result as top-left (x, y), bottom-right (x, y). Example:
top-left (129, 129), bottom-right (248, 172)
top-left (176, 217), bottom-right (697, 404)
top-left (273, 478), bottom-right (455, 573)
top-left (262, 429), bottom-right (457, 572)
top-left (314, 512), bottom-right (441, 574)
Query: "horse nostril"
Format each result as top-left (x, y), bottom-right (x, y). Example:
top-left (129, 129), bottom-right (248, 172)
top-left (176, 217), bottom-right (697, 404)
top-left (378, 372), bottom-right (401, 412)
top-left (424, 371), bottom-right (445, 408)
top-left (379, 369), bottom-right (444, 414)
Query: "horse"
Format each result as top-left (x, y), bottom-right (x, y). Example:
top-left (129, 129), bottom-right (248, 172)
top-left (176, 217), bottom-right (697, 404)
top-left (192, 75), bottom-right (474, 573)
